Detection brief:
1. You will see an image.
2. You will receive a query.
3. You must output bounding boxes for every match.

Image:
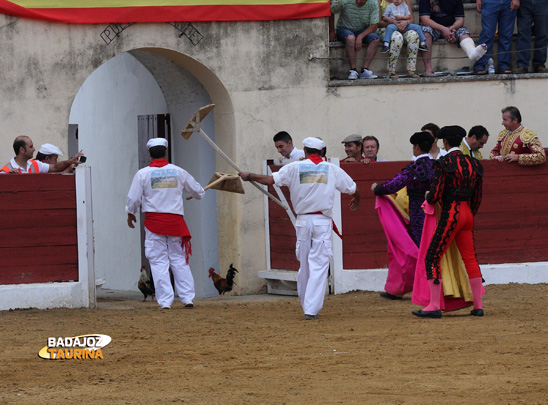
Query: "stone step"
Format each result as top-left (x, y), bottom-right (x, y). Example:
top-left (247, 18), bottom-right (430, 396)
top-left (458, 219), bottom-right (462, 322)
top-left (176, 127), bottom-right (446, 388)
top-left (329, 37), bottom-right (514, 79)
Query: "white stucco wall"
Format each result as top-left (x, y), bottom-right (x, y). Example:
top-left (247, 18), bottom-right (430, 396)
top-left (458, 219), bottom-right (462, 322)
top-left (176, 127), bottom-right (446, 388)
top-left (69, 52), bottom-right (168, 291)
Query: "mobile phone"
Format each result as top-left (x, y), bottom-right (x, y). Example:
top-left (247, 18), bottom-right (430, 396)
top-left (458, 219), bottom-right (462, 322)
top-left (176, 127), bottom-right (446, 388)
top-left (79, 156), bottom-right (87, 163)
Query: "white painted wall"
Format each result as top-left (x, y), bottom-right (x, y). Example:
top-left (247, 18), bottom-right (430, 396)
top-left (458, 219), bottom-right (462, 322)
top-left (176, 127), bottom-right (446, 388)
top-left (69, 53), bottom-right (167, 292)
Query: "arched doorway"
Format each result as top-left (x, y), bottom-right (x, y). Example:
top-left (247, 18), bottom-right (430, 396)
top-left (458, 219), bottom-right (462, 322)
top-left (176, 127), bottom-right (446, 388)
top-left (69, 48), bottom-right (234, 298)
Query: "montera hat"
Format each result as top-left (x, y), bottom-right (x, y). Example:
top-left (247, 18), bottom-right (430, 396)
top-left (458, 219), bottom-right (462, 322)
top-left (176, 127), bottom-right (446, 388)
top-left (303, 137), bottom-right (326, 150)
top-left (38, 143), bottom-right (64, 156)
top-left (410, 132), bottom-right (435, 147)
top-left (146, 138), bottom-right (168, 149)
top-left (341, 134), bottom-right (363, 144)
top-left (437, 125), bottom-right (466, 140)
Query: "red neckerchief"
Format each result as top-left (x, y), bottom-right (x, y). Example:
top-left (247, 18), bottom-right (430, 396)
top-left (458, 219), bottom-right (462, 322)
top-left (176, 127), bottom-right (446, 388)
top-left (308, 154), bottom-right (323, 165)
top-left (149, 158), bottom-right (169, 167)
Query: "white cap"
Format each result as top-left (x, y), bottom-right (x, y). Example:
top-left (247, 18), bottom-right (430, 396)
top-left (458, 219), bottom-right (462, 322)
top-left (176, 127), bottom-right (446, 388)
top-left (146, 138), bottom-right (168, 149)
top-left (302, 137), bottom-right (326, 150)
top-left (38, 143), bottom-right (63, 156)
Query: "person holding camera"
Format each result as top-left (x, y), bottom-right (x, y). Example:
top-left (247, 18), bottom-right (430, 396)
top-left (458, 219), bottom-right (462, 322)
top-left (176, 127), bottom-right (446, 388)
top-left (1, 136), bottom-right (85, 174)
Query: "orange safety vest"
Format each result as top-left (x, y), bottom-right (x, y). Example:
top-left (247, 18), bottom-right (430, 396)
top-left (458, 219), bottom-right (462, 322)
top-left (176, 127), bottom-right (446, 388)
top-left (1, 160), bottom-right (40, 174)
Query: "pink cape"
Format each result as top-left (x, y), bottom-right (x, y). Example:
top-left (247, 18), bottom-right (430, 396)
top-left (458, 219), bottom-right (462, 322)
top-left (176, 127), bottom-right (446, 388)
top-left (375, 195), bottom-right (418, 296)
top-left (411, 202), bottom-right (484, 311)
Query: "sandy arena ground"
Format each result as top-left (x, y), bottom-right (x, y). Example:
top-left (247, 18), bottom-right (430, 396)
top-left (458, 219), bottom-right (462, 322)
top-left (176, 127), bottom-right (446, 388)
top-left (1, 283), bottom-right (548, 404)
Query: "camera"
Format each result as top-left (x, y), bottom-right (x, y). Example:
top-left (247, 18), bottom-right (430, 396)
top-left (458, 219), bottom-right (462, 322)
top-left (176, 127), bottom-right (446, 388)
top-left (78, 156), bottom-right (87, 163)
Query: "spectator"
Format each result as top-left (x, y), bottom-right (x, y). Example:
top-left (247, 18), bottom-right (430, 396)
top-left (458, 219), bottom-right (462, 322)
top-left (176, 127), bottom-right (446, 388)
top-left (377, 0), bottom-right (421, 78)
top-left (419, 0), bottom-right (487, 77)
top-left (515, 0), bottom-right (548, 73)
top-left (1, 136), bottom-right (83, 174)
top-left (473, 0), bottom-right (519, 74)
top-left (381, 0), bottom-right (428, 54)
top-left (460, 125), bottom-right (489, 159)
top-left (331, 0), bottom-right (380, 79)
top-left (363, 135), bottom-right (387, 162)
top-left (490, 106), bottom-right (546, 165)
top-left (341, 134), bottom-right (366, 162)
top-left (422, 123), bottom-right (447, 159)
top-left (273, 131), bottom-right (305, 164)
top-left (35, 143), bottom-right (77, 173)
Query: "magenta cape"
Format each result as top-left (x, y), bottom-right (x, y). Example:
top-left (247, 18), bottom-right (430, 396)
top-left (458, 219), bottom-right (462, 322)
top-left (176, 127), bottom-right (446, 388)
top-left (375, 195), bottom-right (417, 296)
top-left (412, 202), bottom-right (484, 311)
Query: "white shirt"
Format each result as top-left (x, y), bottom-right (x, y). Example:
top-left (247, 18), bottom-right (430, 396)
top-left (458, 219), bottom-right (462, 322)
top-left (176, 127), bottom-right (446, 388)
top-left (126, 163), bottom-right (205, 216)
top-left (272, 159), bottom-right (356, 219)
top-left (278, 147), bottom-right (306, 165)
top-left (1, 157), bottom-right (49, 174)
top-left (428, 149), bottom-right (448, 160)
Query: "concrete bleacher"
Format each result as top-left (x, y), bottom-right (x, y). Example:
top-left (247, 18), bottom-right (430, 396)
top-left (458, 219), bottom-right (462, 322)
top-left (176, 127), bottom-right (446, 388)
top-left (329, 2), bottom-right (529, 79)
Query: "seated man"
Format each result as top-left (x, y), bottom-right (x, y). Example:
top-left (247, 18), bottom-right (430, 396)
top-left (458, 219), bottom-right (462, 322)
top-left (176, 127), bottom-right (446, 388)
top-left (331, 0), bottom-right (380, 80)
top-left (1, 136), bottom-right (83, 174)
top-left (460, 125), bottom-right (489, 159)
top-left (419, 0), bottom-right (487, 76)
top-left (490, 106), bottom-right (546, 166)
top-left (363, 135), bottom-right (386, 162)
top-left (273, 131), bottom-right (304, 164)
top-left (341, 134), bottom-right (366, 162)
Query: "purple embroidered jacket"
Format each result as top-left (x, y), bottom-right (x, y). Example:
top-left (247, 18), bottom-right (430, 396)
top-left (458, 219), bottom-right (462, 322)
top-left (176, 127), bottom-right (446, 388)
top-left (373, 156), bottom-right (434, 246)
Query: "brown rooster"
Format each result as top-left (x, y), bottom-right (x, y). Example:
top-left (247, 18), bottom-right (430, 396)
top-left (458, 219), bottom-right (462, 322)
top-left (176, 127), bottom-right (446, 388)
top-left (138, 266), bottom-right (155, 302)
top-left (209, 264), bottom-right (238, 295)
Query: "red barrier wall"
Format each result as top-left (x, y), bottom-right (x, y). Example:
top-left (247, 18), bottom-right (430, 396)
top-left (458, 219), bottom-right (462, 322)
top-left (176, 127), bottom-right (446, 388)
top-left (0, 175), bottom-right (78, 284)
top-left (268, 160), bottom-right (548, 271)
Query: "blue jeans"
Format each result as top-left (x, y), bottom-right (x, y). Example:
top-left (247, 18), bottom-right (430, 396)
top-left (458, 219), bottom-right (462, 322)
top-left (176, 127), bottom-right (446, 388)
top-left (336, 28), bottom-right (380, 44)
top-left (516, 0), bottom-right (548, 68)
top-left (383, 23), bottom-right (426, 44)
top-left (474, 0), bottom-right (517, 70)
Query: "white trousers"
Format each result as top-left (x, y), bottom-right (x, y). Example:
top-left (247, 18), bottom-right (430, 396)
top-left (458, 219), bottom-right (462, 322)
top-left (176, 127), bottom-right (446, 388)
top-left (295, 214), bottom-right (333, 316)
top-left (144, 228), bottom-right (195, 307)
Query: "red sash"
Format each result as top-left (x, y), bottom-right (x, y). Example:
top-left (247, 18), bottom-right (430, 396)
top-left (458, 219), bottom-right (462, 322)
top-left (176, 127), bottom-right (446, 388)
top-left (308, 211), bottom-right (343, 239)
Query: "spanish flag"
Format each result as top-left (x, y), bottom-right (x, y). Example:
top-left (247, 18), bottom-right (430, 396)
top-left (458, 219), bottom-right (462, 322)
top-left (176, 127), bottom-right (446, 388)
top-left (0, 0), bottom-right (330, 23)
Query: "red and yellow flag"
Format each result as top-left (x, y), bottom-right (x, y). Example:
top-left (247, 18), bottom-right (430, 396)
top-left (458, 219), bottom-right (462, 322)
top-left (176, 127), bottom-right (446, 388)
top-left (0, 0), bottom-right (330, 23)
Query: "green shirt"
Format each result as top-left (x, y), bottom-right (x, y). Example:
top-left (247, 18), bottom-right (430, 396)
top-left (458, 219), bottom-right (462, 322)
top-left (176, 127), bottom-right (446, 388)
top-left (331, 0), bottom-right (380, 32)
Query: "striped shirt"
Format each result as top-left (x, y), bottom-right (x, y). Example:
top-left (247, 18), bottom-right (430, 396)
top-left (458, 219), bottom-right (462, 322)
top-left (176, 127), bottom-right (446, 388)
top-left (331, 0), bottom-right (380, 32)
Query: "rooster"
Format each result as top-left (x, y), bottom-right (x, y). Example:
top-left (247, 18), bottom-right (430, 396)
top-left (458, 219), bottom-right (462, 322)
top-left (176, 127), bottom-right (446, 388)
top-left (209, 264), bottom-right (238, 295)
top-left (138, 266), bottom-right (155, 302)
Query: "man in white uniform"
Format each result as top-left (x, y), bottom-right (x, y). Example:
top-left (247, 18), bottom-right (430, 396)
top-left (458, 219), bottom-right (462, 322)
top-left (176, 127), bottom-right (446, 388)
top-left (126, 138), bottom-right (205, 310)
top-left (239, 137), bottom-right (360, 320)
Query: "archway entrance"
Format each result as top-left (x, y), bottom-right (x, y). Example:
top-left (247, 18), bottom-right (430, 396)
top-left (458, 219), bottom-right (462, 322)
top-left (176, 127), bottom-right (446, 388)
top-left (69, 49), bottom-right (231, 298)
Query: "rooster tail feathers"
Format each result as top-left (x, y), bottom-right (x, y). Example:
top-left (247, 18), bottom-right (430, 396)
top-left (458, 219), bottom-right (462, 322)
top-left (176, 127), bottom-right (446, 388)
top-left (226, 264), bottom-right (238, 286)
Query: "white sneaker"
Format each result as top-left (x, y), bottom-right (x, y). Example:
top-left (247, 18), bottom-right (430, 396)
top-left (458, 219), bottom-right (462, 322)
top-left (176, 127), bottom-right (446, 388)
top-left (183, 302), bottom-right (194, 309)
top-left (348, 69), bottom-right (359, 80)
top-left (359, 69), bottom-right (378, 79)
top-left (160, 305), bottom-right (171, 310)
